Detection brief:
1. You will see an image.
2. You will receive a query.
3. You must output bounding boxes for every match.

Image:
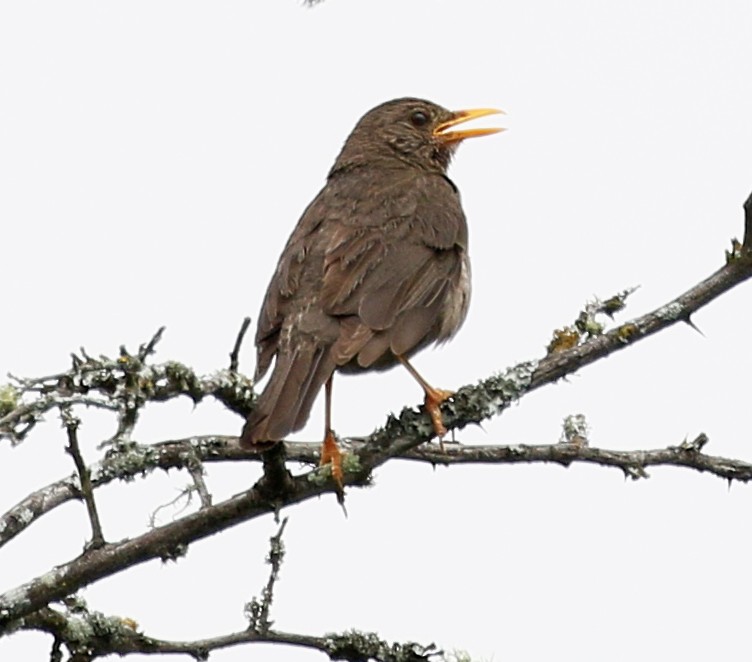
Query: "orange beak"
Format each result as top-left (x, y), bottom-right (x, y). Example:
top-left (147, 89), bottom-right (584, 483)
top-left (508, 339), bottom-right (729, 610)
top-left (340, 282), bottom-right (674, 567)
top-left (433, 108), bottom-right (506, 144)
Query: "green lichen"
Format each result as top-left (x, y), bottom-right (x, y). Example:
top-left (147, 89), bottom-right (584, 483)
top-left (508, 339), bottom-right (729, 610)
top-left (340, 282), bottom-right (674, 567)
top-left (341, 451), bottom-right (362, 474)
top-left (0, 384), bottom-right (19, 417)
top-left (560, 413), bottom-right (589, 446)
top-left (98, 442), bottom-right (161, 482)
top-left (307, 464), bottom-right (333, 486)
top-left (324, 629), bottom-right (438, 662)
top-left (616, 323), bottom-right (638, 343)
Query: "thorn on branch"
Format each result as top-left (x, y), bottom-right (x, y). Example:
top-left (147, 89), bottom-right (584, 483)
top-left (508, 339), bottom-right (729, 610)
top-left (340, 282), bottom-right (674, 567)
top-left (229, 317), bottom-right (252, 373)
top-left (70, 353), bottom-right (83, 370)
top-left (743, 189), bottom-right (752, 249)
top-left (682, 314), bottom-right (705, 337)
top-left (622, 464), bottom-right (649, 481)
top-left (245, 518), bottom-right (289, 635)
top-left (725, 238), bottom-right (744, 264)
top-left (678, 432), bottom-right (709, 453)
top-left (61, 406), bottom-right (105, 549)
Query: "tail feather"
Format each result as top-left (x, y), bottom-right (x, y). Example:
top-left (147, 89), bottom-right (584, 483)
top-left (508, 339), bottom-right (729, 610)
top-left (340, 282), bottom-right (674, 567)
top-left (240, 342), bottom-right (334, 448)
top-left (292, 349), bottom-right (337, 431)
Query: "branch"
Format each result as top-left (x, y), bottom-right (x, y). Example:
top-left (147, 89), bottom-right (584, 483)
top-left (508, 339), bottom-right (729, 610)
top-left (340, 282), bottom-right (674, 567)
top-left (186, 463), bottom-right (212, 509)
top-left (19, 605), bottom-right (440, 661)
top-left (62, 407), bottom-right (105, 549)
top-left (1, 430), bottom-right (749, 632)
top-left (14, 526), bottom-right (439, 661)
top-left (1, 336), bottom-right (255, 445)
top-left (0, 395), bottom-right (117, 444)
top-left (137, 326), bottom-right (165, 362)
top-left (400, 433), bottom-right (752, 482)
top-left (229, 316), bottom-right (252, 373)
top-left (0, 472), bottom-right (331, 631)
top-left (4, 427), bottom-right (752, 553)
top-left (244, 517), bottom-right (288, 634)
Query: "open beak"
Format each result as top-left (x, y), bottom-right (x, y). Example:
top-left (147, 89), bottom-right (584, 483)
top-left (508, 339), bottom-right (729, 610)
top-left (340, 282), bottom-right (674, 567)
top-left (433, 108), bottom-right (506, 144)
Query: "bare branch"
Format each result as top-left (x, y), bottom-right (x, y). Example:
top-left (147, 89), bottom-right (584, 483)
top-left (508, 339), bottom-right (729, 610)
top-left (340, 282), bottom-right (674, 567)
top-left (148, 487), bottom-right (198, 529)
top-left (137, 327), bottom-right (165, 362)
top-left (401, 433), bottom-right (752, 482)
top-left (61, 407), bottom-right (105, 549)
top-left (180, 444), bottom-right (213, 509)
top-left (186, 464), bottom-right (212, 509)
top-left (229, 316), bottom-right (252, 373)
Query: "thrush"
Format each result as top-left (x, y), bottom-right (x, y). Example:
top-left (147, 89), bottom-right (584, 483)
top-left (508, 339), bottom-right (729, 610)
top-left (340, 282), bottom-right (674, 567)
top-left (240, 97), bottom-right (503, 488)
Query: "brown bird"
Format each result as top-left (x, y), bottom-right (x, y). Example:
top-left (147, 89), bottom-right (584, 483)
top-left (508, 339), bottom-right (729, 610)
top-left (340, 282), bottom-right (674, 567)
top-left (241, 97), bottom-right (503, 486)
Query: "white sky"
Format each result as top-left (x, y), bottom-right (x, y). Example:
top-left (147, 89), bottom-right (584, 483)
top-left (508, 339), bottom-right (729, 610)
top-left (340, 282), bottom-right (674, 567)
top-left (2, 1), bottom-right (752, 660)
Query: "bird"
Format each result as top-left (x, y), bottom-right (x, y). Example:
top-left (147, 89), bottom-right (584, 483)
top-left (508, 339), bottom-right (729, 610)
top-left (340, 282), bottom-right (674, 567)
top-left (240, 97), bottom-right (503, 489)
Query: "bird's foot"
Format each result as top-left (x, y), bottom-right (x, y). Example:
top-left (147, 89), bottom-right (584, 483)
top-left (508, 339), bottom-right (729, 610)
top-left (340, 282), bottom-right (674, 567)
top-left (320, 429), bottom-right (344, 494)
top-left (423, 386), bottom-right (454, 445)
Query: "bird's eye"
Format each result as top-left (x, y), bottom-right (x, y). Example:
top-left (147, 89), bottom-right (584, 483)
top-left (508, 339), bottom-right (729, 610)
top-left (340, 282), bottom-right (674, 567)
top-left (410, 110), bottom-right (429, 127)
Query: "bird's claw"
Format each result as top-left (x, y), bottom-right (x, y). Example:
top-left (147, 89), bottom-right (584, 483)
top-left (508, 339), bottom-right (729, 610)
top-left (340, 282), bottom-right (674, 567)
top-left (424, 387), bottom-right (454, 443)
top-left (320, 430), bottom-right (344, 493)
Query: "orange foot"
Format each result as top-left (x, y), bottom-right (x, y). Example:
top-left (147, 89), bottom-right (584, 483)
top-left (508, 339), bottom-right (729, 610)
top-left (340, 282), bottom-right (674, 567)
top-left (424, 386), bottom-right (454, 442)
top-left (320, 429), bottom-right (344, 493)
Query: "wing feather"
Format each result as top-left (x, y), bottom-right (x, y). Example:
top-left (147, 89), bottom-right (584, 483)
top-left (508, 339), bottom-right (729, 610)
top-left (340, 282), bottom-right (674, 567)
top-left (321, 172), bottom-right (468, 368)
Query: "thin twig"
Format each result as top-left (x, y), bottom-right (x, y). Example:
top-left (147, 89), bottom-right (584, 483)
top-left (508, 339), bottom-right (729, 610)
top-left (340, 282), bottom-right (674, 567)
top-left (61, 407), bottom-right (105, 549)
top-left (50, 636), bottom-right (63, 662)
top-left (2, 360), bottom-right (254, 445)
top-left (229, 317), bottom-right (252, 373)
top-left (148, 489), bottom-right (192, 529)
top-left (186, 463), bottom-right (212, 509)
top-left (137, 327), bottom-right (166, 362)
top-left (245, 517), bottom-right (288, 634)
top-left (0, 395), bottom-right (117, 444)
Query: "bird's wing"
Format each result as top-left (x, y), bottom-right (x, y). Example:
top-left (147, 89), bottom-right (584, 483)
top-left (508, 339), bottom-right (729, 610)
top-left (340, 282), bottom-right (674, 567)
top-left (253, 188), bottom-right (332, 381)
top-left (322, 173), bottom-right (468, 367)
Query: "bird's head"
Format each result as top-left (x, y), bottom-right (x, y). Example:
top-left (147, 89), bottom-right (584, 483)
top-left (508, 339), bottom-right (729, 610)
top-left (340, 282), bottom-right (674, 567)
top-left (331, 97), bottom-right (504, 175)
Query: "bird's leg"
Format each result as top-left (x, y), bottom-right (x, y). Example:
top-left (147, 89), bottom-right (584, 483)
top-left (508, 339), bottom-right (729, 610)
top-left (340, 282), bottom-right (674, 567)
top-left (397, 355), bottom-right (453, 444)
top-left (319, 375), bottom-right (344, 491)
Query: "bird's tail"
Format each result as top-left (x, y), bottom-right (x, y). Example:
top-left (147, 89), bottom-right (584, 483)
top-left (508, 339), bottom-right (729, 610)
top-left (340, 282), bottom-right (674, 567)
top-left (240, 342), bottom-right (335, 448)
